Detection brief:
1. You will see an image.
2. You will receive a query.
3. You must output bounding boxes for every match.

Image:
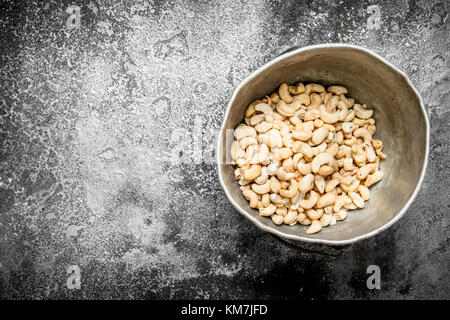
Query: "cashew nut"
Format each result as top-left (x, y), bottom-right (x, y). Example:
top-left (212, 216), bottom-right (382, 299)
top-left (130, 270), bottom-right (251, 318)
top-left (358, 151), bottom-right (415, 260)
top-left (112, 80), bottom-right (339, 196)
top-left (254, 121), bottom-right (273, 133)
top-left (276, 167), bottom-right (298, 181)
top-left (335, 131), bottom-right (344, 145)
top-left (358, 185), bottom-right (370, 201)
top-left (309, 93), bottom-right (322, 109)
top-left (342, 157), bottom-right (355, 171)
top-left (265, 114), bottom-right (274, 123)
top-left (316, 191), bottom-right (337, 208)
top-left (362, 142), bottom-right (377, 163)
top-left (348, 191), bottom-right (365, 208)
top-left (234, 124), bottom-right (257, 140)
top-left (292, 129), bottom-right (313, 141)
top-left (333, 194), bottom-right (352, 212)
top-left (245, 100), bottom-right (263, 118)
top-left (313, 119), bottom-right (324, 128)
top-left (234, 168), bottom-right (241, 180)
top-left (240, 185), bottom-right (250, 192)
top-left (296, 212), bottom-right (306, 224)
top-left (265, 129), bottom-right (283, 148)
top-left (240, 136), bottom-right (258, 150)
top-left (339, 94), bottom-right (355, 108)
top-left (251, 180), bottom-right (271, 194)
top-left (325, 179), bottom-right (340, 193)
top-left (270, 93), bottom-right (280, 104)
top-left (312, 142), bottom-right (327, 156)
top-left (239, 177), bottom-right (250, 186)
top-left (249, 113), bottom-right (265, 126)
top-left (326, 142), bottom-right (339, 157)
top-left (376, 148), bottom-right (386, 159)
top-left (353, 127), bottom-right (372, 144)
top-left (299, 190), bottom-right (319, 209)
top-left (340, 177), bottom-right (360, 193)
top-left (337, 101), bottom-right (348, 121)
top-left (334, 210), bottom-right (348, 221)
top-left (254, 166), bottom-right (269, 184)
top-left (322, 92), bottom-right (332, 105)
top-left (283, 209), bottom-right (298, 225)
top-left (317, 165), bottom-right (334, 176)
top-left (290, 193), bottom-right (301, 210)
top-left (351, 144), bottom-right (366, 164)
top-left (304, 108), bottom-right (321, 121)
top-left (305, 83), bottom-right (325, 94)
top-left (255, 103), bottom-right (273, 115)
top-left (320, 213), bottom-right (333, 227)
top-left (364, 171), bottom-right (384, 187)
top-left (301, 217), bottom-right (312, 226)
top-left (259, 204), bottom-right (277, 216)
top-left (261, 193), bottom-right (270, 207)
top-left (258, 143), bottom-right (271, 165)
top-left (306, 209), bottom-right (323, 220)
top-left (344, 202), bottom-right (357, 210)
top-left (276, 206), bottom-right (288, 216)
top-left (271, 214), bottom-right (284, 225)
top-left (336, 145), bottom-right (352, 159)
top-left (270, 176), bottom-right (281, 194)
top-left (354, 104), bottom-right (373, 119)
top-left (326, 95), bottom-right (339, 112)
top-left (353, 117), bottom-right (366, 126)
top-left (242, 189), bottom-right (258, 208)
top-left (282, 157), bottom-right (294, 173)
top-left (292, 141), bottom-right (314, 159)
top-left (342, 121), bottom-right (357, 135)
top-left (280, 179), bottom-right (298, 198)
top-left (277, 147), bottom-right (293, 160)
top-left (292, 152), bottom-right (303, 170)
top-left (244, 145), bottom-right (258, 164)
top-left (314, 174), bottom-right (325, 194)
top-left (343, 109), bottom-right (355, 122)
top-left (244, 164), bottom-right (261, 181)
top-left (356, 163), bottom-right (377, 180)
top-left (276, 100), bottom-right (296, 117)
top-left (288, 83), bottom-right (305, 95)
top-left (319, 103), bottom-right (339, 124)
top-left (372, 139), bottom-right (383, 149)
top-left (327, 85), bottom-right (348, 95)
top-left (298, 173), bottom-right (314, 194)
top-left (311, 152), bottom-right (334, 173)
top-left (293, 93), bottom-right (310, 106)
top-left (311, 126), bottom-right (329, 145)
top-left (306, 220), bottom-right (322, 234)
top-left (297, 159), bottom-right (312, 175)
top-left (278, 83), bottom-right (293, 103)
top-left (282, 133), bottom-right (294, 148)
top-left (267, 162), bottom-right (278, 176)
top-left (230, 140), bottom-right (245, 161)
top-left (270, 193), bottom-right (290, 206)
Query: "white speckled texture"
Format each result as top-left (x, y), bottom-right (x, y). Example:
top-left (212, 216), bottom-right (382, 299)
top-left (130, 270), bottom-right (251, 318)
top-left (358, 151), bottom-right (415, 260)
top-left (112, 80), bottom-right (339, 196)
top-left (0, 0), bottom-right (448, 299)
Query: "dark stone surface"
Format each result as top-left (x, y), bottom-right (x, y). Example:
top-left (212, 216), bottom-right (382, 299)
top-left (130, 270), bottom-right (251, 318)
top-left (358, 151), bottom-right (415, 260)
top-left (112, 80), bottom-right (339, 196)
top-left (0, 0), bottom-right (449, 299)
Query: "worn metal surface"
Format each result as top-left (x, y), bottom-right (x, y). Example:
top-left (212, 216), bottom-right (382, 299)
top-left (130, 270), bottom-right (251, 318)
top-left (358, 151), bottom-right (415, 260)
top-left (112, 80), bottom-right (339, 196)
top-left (0, 0), bottom-right (449, 299)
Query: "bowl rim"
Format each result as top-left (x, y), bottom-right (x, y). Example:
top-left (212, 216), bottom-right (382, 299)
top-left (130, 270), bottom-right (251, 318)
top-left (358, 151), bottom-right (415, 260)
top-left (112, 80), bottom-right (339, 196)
top-left (216, 43), bottom-right (430, 246)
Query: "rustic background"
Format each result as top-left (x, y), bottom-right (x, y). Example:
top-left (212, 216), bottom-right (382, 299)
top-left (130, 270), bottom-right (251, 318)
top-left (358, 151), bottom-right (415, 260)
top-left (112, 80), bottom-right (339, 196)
top-left (0, 0), bottom-right (449, 299)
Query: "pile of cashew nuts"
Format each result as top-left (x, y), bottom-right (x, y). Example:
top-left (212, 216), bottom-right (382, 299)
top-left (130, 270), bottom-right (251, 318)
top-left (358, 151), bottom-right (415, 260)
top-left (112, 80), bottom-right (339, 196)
top-left (231, 82), bottom-right (386, 235)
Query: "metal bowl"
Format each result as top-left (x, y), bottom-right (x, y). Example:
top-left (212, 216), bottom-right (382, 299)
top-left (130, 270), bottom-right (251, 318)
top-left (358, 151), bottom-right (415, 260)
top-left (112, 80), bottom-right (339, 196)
top-left (216, 44), bottom-right (429, 246)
